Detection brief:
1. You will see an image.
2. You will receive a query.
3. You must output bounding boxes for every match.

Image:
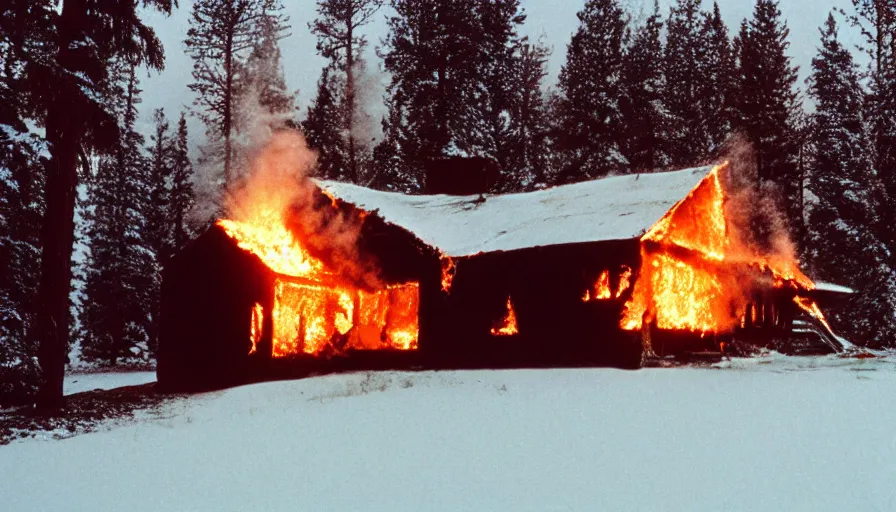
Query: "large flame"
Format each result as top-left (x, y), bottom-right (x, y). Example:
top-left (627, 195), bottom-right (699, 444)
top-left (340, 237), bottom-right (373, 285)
top-left (219, 212), bottom-right (324, 278)
top-left (270, 279), bottom-right (419, 356)
top-left (620, 163), bottom-right (825, 335)
top-left (220, 211), bottom-right (421, 357)
top-left (217, 131), bottom-right (419, 357)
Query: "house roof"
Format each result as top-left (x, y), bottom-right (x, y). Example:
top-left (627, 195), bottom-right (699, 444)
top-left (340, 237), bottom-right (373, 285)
top-left (319, 166), bottom-right (714, 258)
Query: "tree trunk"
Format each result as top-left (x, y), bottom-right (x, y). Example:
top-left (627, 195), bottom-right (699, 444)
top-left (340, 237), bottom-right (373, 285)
top-left (224, 32), bottom-right (234, 188)
top-left (36, 108), bottom-right (80, 410)
top-left (36, 0), bottom-right (87, 410)
top-left (346, 13), bottom-right (357, 183)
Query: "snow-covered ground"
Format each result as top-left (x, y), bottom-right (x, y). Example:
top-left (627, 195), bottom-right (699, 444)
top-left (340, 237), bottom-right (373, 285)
top-left (3, 354), bottom-right (895, 511)
top-left (63, 371), bottom-right (157, 396)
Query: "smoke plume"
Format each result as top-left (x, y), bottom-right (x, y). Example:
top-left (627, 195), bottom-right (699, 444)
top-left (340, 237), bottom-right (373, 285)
top-left (223, 128), bottom-right (382, 290)
top-left (715, 133), bottom-right (802, 270)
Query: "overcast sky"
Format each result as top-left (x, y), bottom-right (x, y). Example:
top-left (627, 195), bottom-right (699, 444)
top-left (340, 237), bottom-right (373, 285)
top-left (136, 0), bottom-right (860, 143)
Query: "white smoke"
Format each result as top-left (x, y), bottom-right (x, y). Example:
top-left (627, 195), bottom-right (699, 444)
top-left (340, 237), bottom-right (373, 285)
top-left (716, 133), bottom-right (802, 267)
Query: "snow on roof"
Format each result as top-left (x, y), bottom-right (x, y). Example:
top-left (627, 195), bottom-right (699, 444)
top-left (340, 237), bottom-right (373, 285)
top-left (814, 282), bottom-right (855, 295)
top-left (319, 166), bottom-right (713, 257)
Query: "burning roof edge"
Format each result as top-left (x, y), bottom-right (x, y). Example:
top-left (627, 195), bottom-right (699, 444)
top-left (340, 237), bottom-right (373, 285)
top-left (318, 166), bottom-right (714, 257)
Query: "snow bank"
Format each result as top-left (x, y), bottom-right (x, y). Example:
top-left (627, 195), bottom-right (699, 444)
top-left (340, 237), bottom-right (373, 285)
top-left (320, 166), bottom-right (711, 256)
top-left (64, 372), bottom-right (157, 396)
top-left (2, 356), bottom-right (894, 511)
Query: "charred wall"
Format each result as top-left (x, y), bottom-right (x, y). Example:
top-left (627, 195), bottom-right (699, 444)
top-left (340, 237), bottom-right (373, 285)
top-left (158, 208), bottom-right (433, 392)
top-left (159, 217), bottom-right (648, 392)
top-left (157, 225), bottom-right (274, 392)
top-left (418, 239), bottom-right (643, 369)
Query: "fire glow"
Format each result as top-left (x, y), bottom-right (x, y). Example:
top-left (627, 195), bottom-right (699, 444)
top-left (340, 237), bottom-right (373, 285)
top-left (219, 212), bottom-right (420, 356)
top-left (491, 297), bottom-right (519, 336)
top-left (620, 163), bottom-right (826, 335)
top-left (216, 132), bottom-right (419, 358)
top-left (440, 255), bottom-right (456, 293)
top-left (583, 266), bottom-right (632, 302)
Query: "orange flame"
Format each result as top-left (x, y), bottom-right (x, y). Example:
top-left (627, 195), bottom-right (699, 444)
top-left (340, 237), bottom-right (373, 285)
top-left (595, 270), bottom-right (612, 299)
top-left (249, 302), bottom-right (264, 355)
top-left (583, 266), bottom-right (633, 302)
top-left (491, 297), bottom-right (519, 336)
top-left (617, 266), bottom-right (632, 296)
top-left (219, 214), bottom-right (324, 278)
top-left (620, 162), bottom-right (825, 335)
top-left (220, 132), bottom-right (419, 358)
top-left (793, 295), bottom-right (834, 334)
top-left (440, 255), bottom-right (456, 294)
top-left (270, 279), bottom-right (419, 356)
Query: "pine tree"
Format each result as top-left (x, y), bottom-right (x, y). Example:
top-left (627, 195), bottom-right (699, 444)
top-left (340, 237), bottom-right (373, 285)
top-left (553, 0), bottom-right (628, 183)
top-left (0, 135), bottom-right (45, 405)
top-left (141, 109), bottom-right (175, 355)
top-left (621, 0), bottom-right (670, 172)
top-left (309, 0), bottom-right (383, 184)
top-left (170, 113), bottom-right (195, 250)
top-left (838, 0), bottom-right (896, 347)
top-left (369, 100), bottom-right (412, 191)
top-left (842, 1), bottom-right (896, 265)
top-left (185, 0), bottom-right (289, 188)
top-left (303, 66), bottom-right (347, 181)
top-left (377, 0), bottom-right (482, 191)
top-left (454, 0), bottom-right (528, 191)
top-left (144, 109), bottom-right (174, 264)
top-left (733, 0), bottom-right (801, 237)
top-left (699, 2), bottom-right (736, 150)
top-left (507, 39), bottom-right (552, 190)
top-left (0, 0), bottom-right (52, 404)
top-left (805, 14), bottom-right (895, 345)
top-left (240, 13), bottom-right (297, 117)
top-left (663, 0), bottom-right (709, 166)
top-left (29, 0), bottom-right (172, 408)
top-left (79, 64), bottom-right (154, 365)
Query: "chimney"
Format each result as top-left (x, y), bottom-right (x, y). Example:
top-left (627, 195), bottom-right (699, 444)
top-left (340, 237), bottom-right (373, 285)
top-left (425, 157), bottom-right (500, 196)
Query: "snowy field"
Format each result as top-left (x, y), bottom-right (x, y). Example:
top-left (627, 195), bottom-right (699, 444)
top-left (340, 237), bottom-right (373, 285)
top-left (2, 355), bottom-right (895, 511)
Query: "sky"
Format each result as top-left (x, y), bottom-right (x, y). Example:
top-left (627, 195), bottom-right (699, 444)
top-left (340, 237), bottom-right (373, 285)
top-left (136, 0), bottom-right (860, 144)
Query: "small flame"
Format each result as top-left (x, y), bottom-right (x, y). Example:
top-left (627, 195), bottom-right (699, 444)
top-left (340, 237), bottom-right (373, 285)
top-left (583, 266), bottom-right (632, 302)
top-left (793, 295), bottom-right (834, 333)
top-left (249, 302), bottom-right (264, 355)
top-left (440, 255), bottom-right (456, 293)
top-left (321, 188), bottom-right (339, 208)
top-left (617, 266), bottom-right (632, 296)
top-left (595, 270), bottom-right (612, 299)
top-left (491, 297), bottom-right (519, 336)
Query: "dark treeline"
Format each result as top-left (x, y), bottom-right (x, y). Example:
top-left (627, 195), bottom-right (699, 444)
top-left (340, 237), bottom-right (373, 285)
top-left (1, 0), bottom-right (895, 407)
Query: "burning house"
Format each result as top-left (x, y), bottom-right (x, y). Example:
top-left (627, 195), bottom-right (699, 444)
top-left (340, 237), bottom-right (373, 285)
top-left (157, 149), bottom-right (852, 392)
